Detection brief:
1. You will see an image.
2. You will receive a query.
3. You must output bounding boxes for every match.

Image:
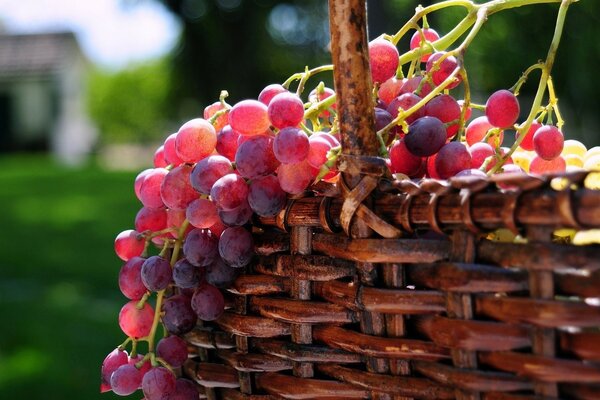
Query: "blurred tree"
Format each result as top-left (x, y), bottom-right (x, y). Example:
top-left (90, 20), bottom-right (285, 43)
top-left (87, 59), bottom-right (174, 143)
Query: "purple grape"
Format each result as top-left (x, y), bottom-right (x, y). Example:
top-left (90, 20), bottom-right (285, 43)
top-left (191, 283), bottom-right (225, 321)
top-left (248, 175), bottom-right (287, 217)
top-left (168, 378), bottom-right (199, 400)
top-left (218, 226), bottom-right (254, 268)
top-left (110, 363), bottom-right (143, 396)
top-left (182, 228), bottom-right (218, 267)
top-left (101, 348), bottom-right (128, 392)
top-left (273, 127), bottom-right (310, 164)
top-left (205, 257), bottom-right (239, 288)
top-left (142, 367), bottom-right (176, 400)
top-left (190, 155), bottom-right (233, 195)
top-left (172, 258), bottom-right (202, 289)
top-left (215, 125), bottom-right (240, 162)
top-left (156, 336), bottom-right (188, 368)
top-left (141, 256), bottom-right (173, 292)
top-left (161, 294), bottom-right (197, 335)
top-left (235, 135), bottom-right (280, 179)
top-left (210, 173), bottom-right (249, 211)
top-left (119, 256), bottom-right (147, 300)
top-left (404, 116), bottom-right (447, 157)
top-left (218, 200), bottom-right (253, 227)
top-left (160, 164), bottom-right (198, 211)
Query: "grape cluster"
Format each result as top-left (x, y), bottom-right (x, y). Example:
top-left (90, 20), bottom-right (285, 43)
top-left (102, 2), bottom-right (597, 398)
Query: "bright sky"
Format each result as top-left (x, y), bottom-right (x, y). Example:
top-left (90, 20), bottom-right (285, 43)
top-left (0, 0), bottom-right (181, 69)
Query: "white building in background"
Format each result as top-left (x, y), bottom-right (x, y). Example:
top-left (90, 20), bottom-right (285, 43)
top-left (0, 31), bottom-right (97, 165)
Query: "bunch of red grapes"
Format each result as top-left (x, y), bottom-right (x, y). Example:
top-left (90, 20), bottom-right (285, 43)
top-left (101, 23), bottom-right (588, 400)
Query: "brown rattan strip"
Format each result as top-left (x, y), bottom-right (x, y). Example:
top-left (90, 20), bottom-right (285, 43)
top-left (185, 328), bottom-right (236, 349)
top-left (254, 254), bottom-right (355, 281)
top-left (185, 360), bottom-right (240, 388)
top-left (559, 331), bottom-right (600, 361)
top-left (217, 350), bottom-right (292, 373)
top-left (249, 297), bottom-right (355, 324)
top-left (252, 339), bottom-right (362, 364)
top-left (555, 269), bottom-right (600, 297)
top-left (219, 388), bottom-right (278, 400)
top-left (229, 275), bottom-right (289, 296)
top-left (215, 313), bottom-right (291, 337)
top-left (255, 372), bottom-right (369, 399)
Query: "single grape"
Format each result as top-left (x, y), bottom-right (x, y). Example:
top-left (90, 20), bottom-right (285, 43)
top-left (101, 348), bottom-right (128, 393)
top-left (424, 94), bottom-right (461, 138)
top-left (114, 229), bottom-right (145, 261)
top-left (389, 139), bottom-right (422, 176)
top-left (186, 198), bottom-right (219, 229)
top-left (410, 27), bottom-right (440, 62)
top-left (172, 258), bottom-right (202, 289)
top-left (141, 256), bottom-right (172, 292)
top-left (258, 83), bottom-right (288, 106)
top-left (175, 118), bottom-right (217, 163)
top-left (426, 52), bottom-right (461, 89)
top-left (119, 256), bottom-right (147, 300)
top-left (485, 89), bottom-right (520, 129)
top-left (139, 168), bottom-right (169, 209)
top-left (399, 75), bottom-right (433, 97)
top-left (229, 99), bottom-right (270, 136)
top-left (312, 131), bottom-right (340, 147)
top-left (469, 142), bottom-right (495, 170)
top-left (190, 155), bottom-right (233, 195)
top-left (134, 169), bottom-right (153, 202)
top-left (217, 200), bottom-right (253, 227)
top-left (530, 155), bottom-right (566, 175)
top-left (465, 116), bottom-right (504, 147)
top-left (268, 92), bottom-right (305, 129)
top-left (533, 125), bottom-right (564, 160)
top-left (248, 175), bottom-right (287, 217)
top-left (183, 228), bottom-right (218, 267)
top-left (110, 363), bottom-right (143, 396)
top-left (161, 164), bottom-right (198, 211)
top-left (235, 135), bottom-right (280, 179)
top-left (219, 226), bottom-right (254, 268)
top-left (273, 127), bottom-right (310, 164)
top-left (142, 367), bottom-right (176, 400)
top-left (277, 160), bottom-right (316, 194)
top-left (191, 283), bottom-right (225, 321)
top-left (562, 139), bottom-right (587, 158)
top-left (210, 173), bottom-right (249, 211)
top-left (163, 133), bottom-right (184, 166)
top-left (135, 207), bottom-right (167, 234)
top-left (156, 336), bottom-right (188, 368)
top-left (161, 294), bottom-right (197, 335)
top-left (369, 39), bottom-right (399, 84)
top-left (404, 116), bottom-right (447, 157)
top-left (378, 77), bottom-right (404, 107)
top-left (515, 121), bottom-right (542, 151)
top-left (203, 101), bottom-right (229, 132)
top-left (206, 257), bottom-right (239, 288)
top-left (118, 301), bottom-right (154, 339)
top-left (435, 141), bottom-right (471, 179)
top-left (153, 145), bottom-right (168, 168)
top-left (215, 125), bottom-right (240, 162)
top-left (386, 93), bottom-right (424, 124)
top-left (307, 135), bottom-right (333, 168)
top-left (168, 379), bottom-right (199, 400)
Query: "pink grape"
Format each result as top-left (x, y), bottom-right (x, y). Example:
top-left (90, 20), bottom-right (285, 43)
top-left (135, 207), bottom-right (167, 234)
top-left (457, 100), bottom-right (473, 121)
top-left (206, 257), bottom-right (239, 288)
top-left (273, 127), bottom-right (310, 163)
top-left (312, 131), bottom-right (340, 147)
top-left (369, 39), bottom-right (399, 84)
top-left (166, 208), bottom-right (193, 239)
top-left (175, 118), bottom-right (217, 163)
top-left (218, 200), bottom-right (253, 227)
top-left (141, 256), bottom-right (172, 292)
top-left (268, 92), bottom-right (305, 129)
top-left (378, 77), bottom-right (404, 105)
top-left (110, 364), bottom-right (143, 396)
top-left (386, 93), bottom-right (424, 124)
top-left (127, 354), bottom-right (151, 376)
top-left (163, 133), bottom-right (184, 166)
top-left (516, 121), bottom-right (542, 151)
top-left (248, 175), bottom-right (287, 217)
top-left (404, 116), bottom-right (446, 157)
top-left (258, 83), bottom-right (288, 105)
top-left (424, 94), bottom-right (461, 138)
top-left (183, 228), bottom-right (218, 267)
top-left (533, 125), bottom-right (564, 160)
top-left (160, 164), bottom-right (198, 211)
top-left (389, 139), bottom-right (422, 176)
top-left (191, 283), bottom-right (225, 321)
top-left (204, 101), bottom-right (229, 132)
top-left (118, 301), bottom-right (154, 339)
top-left (153, 145), bottom-right (168, 168)
top-left (168, 379), bottom-right (199, 400)
top-left (530, 155), bottom-right (566, 174)
top-left (235, 135), bottom-right (279, 179)
top-left (307, 135), bottom-right (333, 168)
top-left (229, 99), bottom-right (270, 136)
top-left (426, 51), bottom-right (461, 89)
top-left (219, 226), bottom-right (254, 268)
top-left (161, 294), bottom-right (197, 335)
top-left (101, 348), bottom-right (128, 392)
top-left (435, 141), bottom-right (471, 179)
top-left (186, 198), bottom-right (219, 229)
top-left (139, 168), bottom-right (168, 209)
top-left (216, 125), bottom-right (240, 161)
top-left (190, 154), bottom-right (233, 195)
top-left (410, 27), bottom-right (440, 62)
top-left (210, 173), bottom-right (249, 211)
top-left (277, 160), bottom-right (316, 194)
top-left (308, 86), bottom-right (336, 118)
top-left (114, 229), bottom-right (145, 261)
top-left (485, 89), bottom-right (520, 129)
top-left (465, 116), bottom-right (504, 147)
top-left (469, 142), bottom-right (495, 170)
top-left (399, 75), bottom-right (433, 97)
top-left (172, 258), bottom-right (203, 289)
top-left (118, 256), bottom-right (147, 300)
top-left (142, 367), bottom-right (176, 400)
top-left (209, 219), bottom-right (227, 237)
top-left (134, 169), bottom-right (153, 202)
top-left (156, 336), bottom-right (188, 368)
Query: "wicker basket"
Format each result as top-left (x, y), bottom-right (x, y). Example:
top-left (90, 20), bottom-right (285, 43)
top-left (182, 1), bottom-right (600, 399)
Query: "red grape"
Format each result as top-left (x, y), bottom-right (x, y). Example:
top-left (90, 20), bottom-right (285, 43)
top-left (204, 101), bottom-right (229, 132)
top-left (277, 160), bottom-right (316, 194)
top-left (389, 139), bottom-right (422, 176)
top-left (386, 93), bottom-right (424, 124)
top-left (134, 169), bottom-right (153, 202)
top-left (378, 77), bottom-right (404, 105)
top-left (410, 27), bottom-right (440, 62)
top-left (530, 155), bottom-right (566, 174)
top-left (160, 165), bottom-right (198, 211)
top-left (248, 175), bottom-right (287, 217)
top-left (485, 89), bottom-right (520, 129)
top-left (119, 256), bottom-right (147, 300)
top-left (216, 125), bottom-right (240, 161)
top-left (465, 116), bottom-right (504, 147)
top-left (516, 121), bottom-right (542, 151)
top-left (190, 155), bottom-right (233, 195)
top-left (426, 51), bottom-right (461, 89)
top-left (153, 145), bottom-right (168, 168)
top-left (175, 118), bottom-right (217, 163)
top-left (268, 92), bottom-right (305, 129)
top-left (426, 154), bottom-right (441, 179)
top-left (235, 135), bottom-right (280, 179)
top-left (101, 348), bottom-right (128, 392)
top-left (163, 133), bottom-right (184, 166)
top-left (166, 208), bottom-right (193, 239)
top-left (110, 363), bottom-right (143, 396)
top-left (308, 86), bottom-right (336, 118)
top-left (191, 283), bottom-right (225, 321)
top-left (399, 75), bottom-right (433, 97)
top-left (369, 38), bottom-right (400, 84)
top-left (469, 142), bottom-right (495, 169)
top-left (135, 207), bottom-right (167, 234)
top-left (229, 99), bottom-right (270, 136)
top-left (168, 379), bottom-right (199, 400)
top-left (533, 125), bottom-right (564, 160)
top-left (156, 336), bottom-right (188, 368)
top-left (114, 229), bottom-right (145, 261)
top-left (183, 228), bottom-right (218, 267)
top-left (404, 116), bottom-right (447, 157)
top-left (118, 301), bottom-right (154, 339)
top-left (258, 83), bottom-right (288, 106)
top-left (435, 141), bottom-right (471, 179)
top-left (273, 127), bottom-right (309, 164)
top-left (139, 168), bottom-right (168, 209)
top-left (424, 94), bottom-right (461, 138)
top-left (142, 367), bottom-right (176, 400)
top-left (186, 198), bottom-right (219, 229)
top-left (218, 199), bottom-right (254, 227)
top-left (210, 173), bottom-right (248, 211)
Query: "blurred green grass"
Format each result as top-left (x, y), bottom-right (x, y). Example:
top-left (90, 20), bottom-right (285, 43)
top-left (0, 155), bottom-right (141, 399)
